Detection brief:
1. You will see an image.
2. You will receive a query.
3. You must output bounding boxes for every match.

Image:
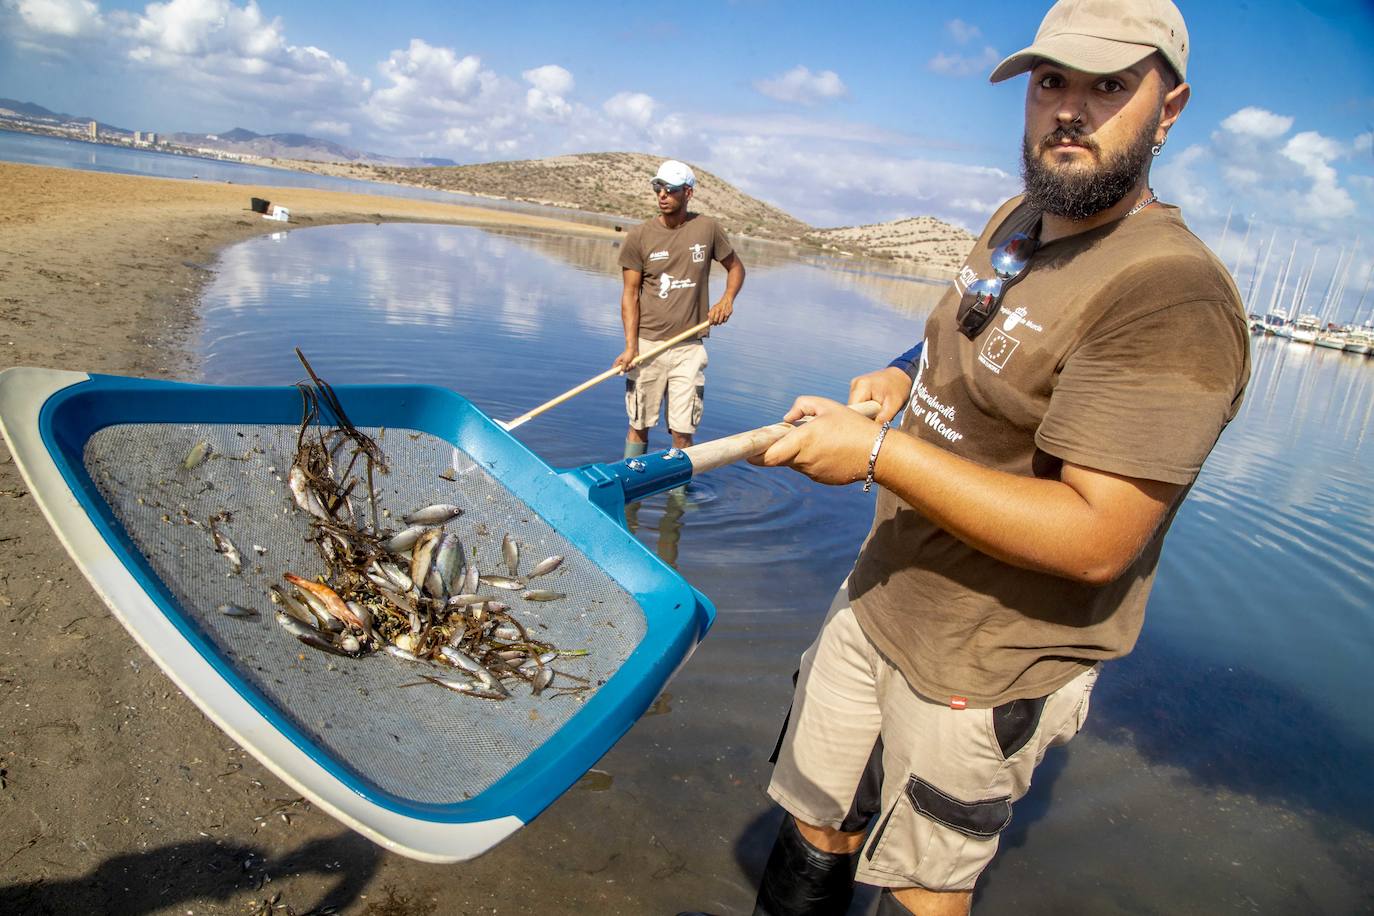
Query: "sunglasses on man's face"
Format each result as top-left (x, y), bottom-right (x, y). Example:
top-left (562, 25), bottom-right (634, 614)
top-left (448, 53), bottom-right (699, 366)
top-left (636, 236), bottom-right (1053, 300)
top-left (956, 230), bottom-right (1039, 340)
top-left (651, 180), bottom-right (686, 194)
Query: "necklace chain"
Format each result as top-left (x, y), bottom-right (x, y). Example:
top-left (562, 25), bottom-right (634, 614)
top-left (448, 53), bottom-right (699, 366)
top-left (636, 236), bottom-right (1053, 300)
top-left (1126, 190), bottom-right (1157, 218)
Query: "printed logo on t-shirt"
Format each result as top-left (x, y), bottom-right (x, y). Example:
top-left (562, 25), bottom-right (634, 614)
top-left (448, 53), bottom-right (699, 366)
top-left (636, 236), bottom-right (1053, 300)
top-left (1000, 305), bottom-right (1043, 334)
top-left (978, 328), bottom-right (1020, 374)
top-left (690, 242), bottom-right (706, 263)
top-left (657, 273), bottom-right (698, 299)
top-left (648, 250), bottom-right (670, 261)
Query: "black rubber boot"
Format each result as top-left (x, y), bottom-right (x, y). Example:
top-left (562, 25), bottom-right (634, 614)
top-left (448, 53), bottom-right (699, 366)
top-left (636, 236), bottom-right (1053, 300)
top-left (751, 815), bottom-right (860, 916)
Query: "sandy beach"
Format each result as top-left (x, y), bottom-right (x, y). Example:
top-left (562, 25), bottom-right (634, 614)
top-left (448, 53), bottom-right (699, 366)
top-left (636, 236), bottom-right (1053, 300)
top-left (0, 162), bottom-right (765, 915)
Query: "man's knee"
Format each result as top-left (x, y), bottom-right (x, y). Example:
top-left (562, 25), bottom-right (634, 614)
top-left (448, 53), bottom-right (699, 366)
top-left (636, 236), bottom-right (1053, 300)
top-left (793, 816), bottom-right (865, 855)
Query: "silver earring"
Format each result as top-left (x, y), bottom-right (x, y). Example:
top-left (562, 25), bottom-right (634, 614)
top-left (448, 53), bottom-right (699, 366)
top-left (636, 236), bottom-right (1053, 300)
top-left (1151, 137), bottom-right (1166, 157)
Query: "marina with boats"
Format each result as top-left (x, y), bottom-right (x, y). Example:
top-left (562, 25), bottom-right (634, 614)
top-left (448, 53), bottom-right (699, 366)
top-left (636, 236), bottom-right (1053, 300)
top-left (1231, 209), bottom-right (1374, 355)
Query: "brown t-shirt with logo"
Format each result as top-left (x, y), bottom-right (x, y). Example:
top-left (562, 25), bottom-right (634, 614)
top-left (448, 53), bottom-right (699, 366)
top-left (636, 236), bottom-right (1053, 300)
top-left (848, 196), bottom-right (1251, 707)
top-left (619, 213), bottom-right (734, 340)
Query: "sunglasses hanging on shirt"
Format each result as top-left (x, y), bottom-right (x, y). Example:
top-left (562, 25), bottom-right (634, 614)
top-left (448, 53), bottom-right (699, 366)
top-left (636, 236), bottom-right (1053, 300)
top-left (956, 226), bottom-right (1040, 340)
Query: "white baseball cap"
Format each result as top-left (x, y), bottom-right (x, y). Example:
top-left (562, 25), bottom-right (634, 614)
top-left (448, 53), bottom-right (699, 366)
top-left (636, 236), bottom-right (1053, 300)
top-left (653, 160), bottom-right (696, 189)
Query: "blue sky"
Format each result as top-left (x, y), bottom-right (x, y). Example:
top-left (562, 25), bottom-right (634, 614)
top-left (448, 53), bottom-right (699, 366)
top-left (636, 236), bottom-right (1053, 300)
top-left (3, 0), bottom-right (1374, 319)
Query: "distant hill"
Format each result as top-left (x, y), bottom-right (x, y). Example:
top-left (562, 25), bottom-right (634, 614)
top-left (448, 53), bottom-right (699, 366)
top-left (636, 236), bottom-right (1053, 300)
top-left (0, 97), bottom-right (129, 134)
top-left (809, 216), bottom-right (976, 270)
top-left (169, 127), bottom-right (454, 168)
top-left (285, 152), bottom-right (813, 241)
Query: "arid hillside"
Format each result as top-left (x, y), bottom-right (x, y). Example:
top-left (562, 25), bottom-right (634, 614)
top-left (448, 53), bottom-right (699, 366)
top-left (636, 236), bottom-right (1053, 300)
top-left (809, 216), bottom-right (977, 271)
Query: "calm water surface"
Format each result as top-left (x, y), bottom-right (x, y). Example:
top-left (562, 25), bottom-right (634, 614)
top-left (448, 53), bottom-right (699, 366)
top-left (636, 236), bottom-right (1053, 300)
top-left (191, 223), bottom-right (1371, 913)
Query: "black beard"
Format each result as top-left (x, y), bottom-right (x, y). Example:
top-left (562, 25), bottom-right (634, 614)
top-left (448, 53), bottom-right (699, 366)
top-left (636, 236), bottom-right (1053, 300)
top-left (1020, 118), bottom-right (1157, 220)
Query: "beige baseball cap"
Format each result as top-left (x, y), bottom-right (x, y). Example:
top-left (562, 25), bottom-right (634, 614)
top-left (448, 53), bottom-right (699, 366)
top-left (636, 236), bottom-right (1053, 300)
top-left (989, 0), bottom-right (1188, 84)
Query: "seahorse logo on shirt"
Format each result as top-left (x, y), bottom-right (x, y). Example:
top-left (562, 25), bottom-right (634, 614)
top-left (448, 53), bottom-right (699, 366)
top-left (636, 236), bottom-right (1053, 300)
top-left (657, 274), bottom-right (697, 299)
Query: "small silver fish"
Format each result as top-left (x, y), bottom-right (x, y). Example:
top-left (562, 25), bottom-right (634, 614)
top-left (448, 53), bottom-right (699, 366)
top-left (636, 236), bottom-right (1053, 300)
top-left (480, 574), bottom-right (524, 591)
top-left (526, 555), bottom-right (564, 579)
top-left (287, 465), bottom-right (329, 519)
top-left (445, 592), bottom-right (498, 608)
top-left (434, 533), bottom-right (463, 593)
top-left (404, 504), bottom-right (463, 525)
top-left (439, 646), bottom-right (509, 696)
top-left (345, 600), bottom-right (373, 632)
top-left (531, 667), bottom-right (554, 696)
top-left (420, 674), bottom-right (507, 701)
top-left (460, 563), bottom-right (479, 596)
top-left (268, 586), bottom-right (314, 626)
top-left (275, 611), bottom-right (348, 656)
top-left (183, 440), bottom-right (211, 470)
top-left (209, 523), bottom-right (242, 574)
top-left (383, 644), bottom-right (425, 664)
top-left (502, 534), bottom-right (519, 576)
top-left (521, 589), bottom-right (565, 602)
top-left (410, 528), bottom-right (442, 593)
top-left (382, 524), bottom-right (432, 554)
top-left (217, 603), bottom-right (257, 618)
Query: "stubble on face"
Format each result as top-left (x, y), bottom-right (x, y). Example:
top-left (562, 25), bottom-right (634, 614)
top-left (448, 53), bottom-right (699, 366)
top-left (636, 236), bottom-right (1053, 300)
top-left (1020, 112), bottom-right (1159, 220)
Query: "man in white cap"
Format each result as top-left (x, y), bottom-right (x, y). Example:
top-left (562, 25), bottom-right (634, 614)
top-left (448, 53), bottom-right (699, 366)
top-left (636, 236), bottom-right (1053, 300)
top-left (683, 1), bottom-right (1250, 914)
top-left (614, 159), bottom-right (745, 457)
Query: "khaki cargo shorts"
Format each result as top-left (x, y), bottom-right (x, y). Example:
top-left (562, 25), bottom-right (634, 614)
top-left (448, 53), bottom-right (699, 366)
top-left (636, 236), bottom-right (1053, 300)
top-left (624, 337), bottom-right (707, 434)
top-left (768, 587), bottom-right (1099, 892)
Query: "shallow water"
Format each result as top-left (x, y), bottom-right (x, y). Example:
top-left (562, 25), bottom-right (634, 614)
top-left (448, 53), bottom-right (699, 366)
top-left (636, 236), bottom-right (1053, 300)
top-left (184, 223), bottom-right (1374, 911)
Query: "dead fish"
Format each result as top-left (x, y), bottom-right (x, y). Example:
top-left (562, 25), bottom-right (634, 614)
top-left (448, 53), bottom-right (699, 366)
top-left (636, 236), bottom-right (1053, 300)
top-left (275, 611), bottom-right (349, 657)
top-left (404, 504), bottom-right (463, 526)
top-left (526, 555), bottom-right (564, 579)
top-left (283, 573), bottom-right (367, 630)
top-left (372, 560), bottom-right (413, 593)
top-left (208, 518), bottom-right (242, 573)
top-left (480, 574), bottom-right (524, 591)
top-left (383, 644), bottom-right (425, 664)
top-left (439, 646), bottom-right (509, 696)
top-left (460, 563), bottom-right (479, 596)
top-left (521, 589), bottom-right (565, 602)
top-left (445, 593), bottom-right (498, 609)
top-left (287, 465), bottom-right (330, 520)
top-left (531, 667), bottom-right (554, 696)
top-left (419, 674), bottom-right (507, 701)
top-left (409, 529), bottom-right (442, 596)
top-left (268, 586), bottom-right (314, 626)
top-left (492, 623), bottom-right (522, 641)
top-left (345, 600), bottom-right (374, 632)
top-left (502, 534), bottom-right (519, 576)
top-left (434, 533), bottom-right (463, 592)
top-left (382, 524), bottom-right (431, 554)
top-left (217, 603), bottom-right (257, 618)
top-left (183, 440), bottom-right (211, 470)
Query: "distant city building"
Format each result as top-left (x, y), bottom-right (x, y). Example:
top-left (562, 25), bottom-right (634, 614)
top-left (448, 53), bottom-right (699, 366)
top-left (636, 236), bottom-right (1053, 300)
top-left (88, 120), bottom-right (97, 140)
top-left (147, 132), bottom-right (157, 145)
top-left (134, 130), bottom-right (142, 144)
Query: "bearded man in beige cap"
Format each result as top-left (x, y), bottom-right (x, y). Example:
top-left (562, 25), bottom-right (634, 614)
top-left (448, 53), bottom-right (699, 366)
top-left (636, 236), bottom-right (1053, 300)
top-left (679, 2), bottom-right (1250, 915)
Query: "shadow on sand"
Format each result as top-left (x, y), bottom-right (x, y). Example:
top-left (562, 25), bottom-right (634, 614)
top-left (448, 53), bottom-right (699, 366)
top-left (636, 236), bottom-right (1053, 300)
top-left (0, 832), bottom-right (380, 916)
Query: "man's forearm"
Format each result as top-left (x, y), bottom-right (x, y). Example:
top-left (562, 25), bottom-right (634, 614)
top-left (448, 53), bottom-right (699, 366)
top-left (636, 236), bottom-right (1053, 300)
top-left (723, 260), bottom-right (745, 301)
top-left (871, 430), bottom-right (1173, 585)
top-left (620, 290), bottom-right (640, 346)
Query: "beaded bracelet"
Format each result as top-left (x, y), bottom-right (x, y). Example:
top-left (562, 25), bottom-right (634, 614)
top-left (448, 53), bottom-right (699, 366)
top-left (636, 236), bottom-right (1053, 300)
top-left (863, 421), bottom-right (892, 492)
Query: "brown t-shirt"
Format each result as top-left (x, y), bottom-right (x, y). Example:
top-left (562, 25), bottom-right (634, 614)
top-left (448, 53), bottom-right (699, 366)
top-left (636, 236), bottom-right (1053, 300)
top-left (619, 213), bottom-right (734, 340)
top-left (848, 196), bottom-right (1251, 707)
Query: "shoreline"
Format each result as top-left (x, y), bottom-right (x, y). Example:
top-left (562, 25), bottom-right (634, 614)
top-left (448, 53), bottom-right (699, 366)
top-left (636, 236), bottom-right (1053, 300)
top-left (0, 160), bottom-right (622, 381)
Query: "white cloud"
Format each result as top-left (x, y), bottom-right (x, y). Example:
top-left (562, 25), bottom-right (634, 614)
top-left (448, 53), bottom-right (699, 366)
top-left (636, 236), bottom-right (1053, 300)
top-left (1281, 130), bottom-right (1354, 218)
top-left (928, 46), bottom-right (1000, 77)
top-left (1353, 131), bottom-right (1372, 155)
top-left (946, 19), bottom-right (982, 44)
top-left (1219, 106), bottom-right (1293, 140)
top-left (754, 66), bottom-right (847, 105)
top-left (522, 64), bottom-right (572, 96)
top-left (603, 91), bottom-right (656, 129)
top-left (522, 64), bottom-right (573, 120)
top-left (14, 0), bottom-right (101, 36)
